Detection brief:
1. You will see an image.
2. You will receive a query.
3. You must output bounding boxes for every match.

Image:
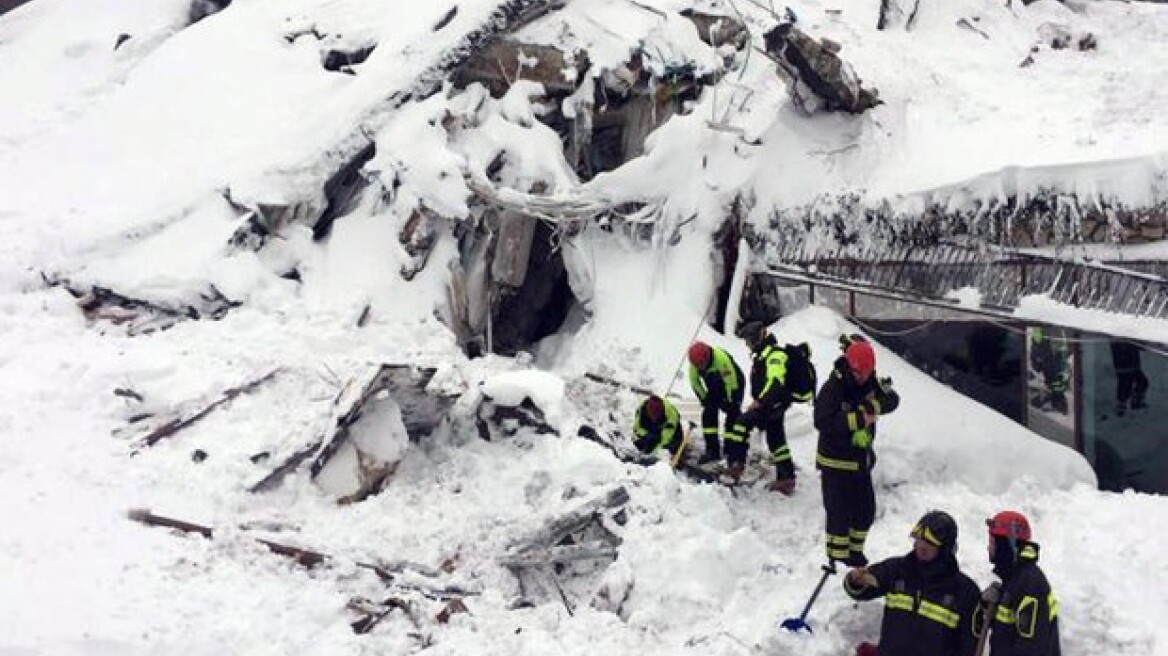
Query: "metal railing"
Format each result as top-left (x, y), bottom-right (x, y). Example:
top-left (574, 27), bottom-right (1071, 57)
top-left (763, 240), bottom-right (1168, 320)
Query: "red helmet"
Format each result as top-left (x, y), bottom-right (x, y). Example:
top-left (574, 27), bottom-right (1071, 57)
top-left (845, 340), bottom-right (875, 379)
top-left (645, 395), bottom-right (665, 421)
top-left (688, 342), bottom-right (712, 368)
top-left (987, 510), bottom-right (1031, 542)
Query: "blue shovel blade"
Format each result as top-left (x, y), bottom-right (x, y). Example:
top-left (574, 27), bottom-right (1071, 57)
top-left (780, 617), bottom-right (812, 633)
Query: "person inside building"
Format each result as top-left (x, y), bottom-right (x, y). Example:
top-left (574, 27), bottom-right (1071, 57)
top-left (738, 321), bottom-right (816, 494)
top-left (1110, 340), bottom-right (1149, 416)
top-left (979, 510), bottom-right (1061, 656)
top-left (687, 341), bottom-right (748, 479)
top-left (1029, 328), bottom-right (1069, 414)
top-left (843, 510), bottom-right (982, 656)
top-left (814, 334), bottom-right (899, 565)
top-left (631, 394), bottom-right (688, 467)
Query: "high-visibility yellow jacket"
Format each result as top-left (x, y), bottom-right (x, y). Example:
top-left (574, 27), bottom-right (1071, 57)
top-left (688, 346), bottom-right (744, 407)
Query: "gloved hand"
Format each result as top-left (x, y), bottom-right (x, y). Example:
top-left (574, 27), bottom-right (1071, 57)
top-left (851, 428), bottom-right (873, 449)
top-left (878, 376), bottom-right (894, 391)
top-left (982, 582), bottom-right (1002, 605)
top-left (847, 567), bottom-right (878, 589)
top-left (856, 641), bottom-right (879, 656)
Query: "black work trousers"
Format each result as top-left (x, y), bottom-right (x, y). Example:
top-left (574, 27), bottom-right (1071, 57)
top-left (741, 404), bottom-right (794, 479)
top-left (821, 468), bottom-right (875, 562)
top-left (1116, 369), bottom-right (1149, 406)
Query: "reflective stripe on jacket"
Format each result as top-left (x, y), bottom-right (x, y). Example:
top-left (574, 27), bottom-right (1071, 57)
top-left (982, 543), bottom-right (1062, 656)
top-left (751, 334), bottom-right (790, 407)
top-left (844, 553), bottom-right (981, 656)
top-left (814, 356), bottom-right (900, 472)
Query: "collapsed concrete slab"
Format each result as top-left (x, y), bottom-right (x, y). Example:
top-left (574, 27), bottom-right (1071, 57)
top-left (762, 23), bottom-right (881, 115)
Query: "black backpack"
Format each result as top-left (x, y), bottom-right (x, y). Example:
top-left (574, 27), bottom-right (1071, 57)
top-left (783, 342), bottom-right (817, 403)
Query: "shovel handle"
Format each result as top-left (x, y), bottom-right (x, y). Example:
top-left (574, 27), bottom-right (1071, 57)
top-left (974, 601), bottom-right (996, 656)
top-left (782, 563), bottom-right (838, 632)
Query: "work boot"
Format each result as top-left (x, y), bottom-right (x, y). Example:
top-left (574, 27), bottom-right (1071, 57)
top-left (768, 478), bottom-right (797, 495)
top-left (843, 552), bottom-right (868, 567)
top-left (698, 436), bottom-right (721, 466)
top-left (1116, 401), bottom-right (1127, 417)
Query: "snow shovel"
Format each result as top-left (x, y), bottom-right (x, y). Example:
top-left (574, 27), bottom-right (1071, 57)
top-left (780, 562), bottom-right (837, 633)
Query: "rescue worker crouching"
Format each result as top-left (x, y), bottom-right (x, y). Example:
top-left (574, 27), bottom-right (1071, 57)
top-left (632, 394), bottom-right (689, 467)
top-left (844, 510), bottom-right (982, 656)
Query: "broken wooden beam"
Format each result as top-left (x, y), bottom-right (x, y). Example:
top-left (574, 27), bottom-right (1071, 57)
top-left (248, 440), bottom-right (317, 493)
top-left (581, 371), bottom-right (679, 399)
top-left (128, 508), bottom-right (480, 599)
top-left (497, 544), bottom-right (620, 568)
top-left (250, 363), bottom-right (451, 495)
top-left (125, 368), bottom-right (282, 450)
top-left (575, 425), bottom-right (654, 466)
top-left (348, 596), bottom-right (416, 634)
top-left (505, 485), bottom-right (629, 558)
top-left (308, 364), bottom-right (442, 477)
top-left (71, 283), bottom-right (240, 334)
top-left (128, 508), bottom-right (327, 567)
top-left (453, 39), bottom-right (590, 97)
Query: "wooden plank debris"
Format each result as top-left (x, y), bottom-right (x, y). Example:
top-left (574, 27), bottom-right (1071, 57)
top-left (502, 485), bottom-right (628, 563)
top-left (121, 368), bottom-right (283, 451)
top-left (127, 508), bottom-right (478, 600)
top-left (250, 364), bottom-right (452, 494)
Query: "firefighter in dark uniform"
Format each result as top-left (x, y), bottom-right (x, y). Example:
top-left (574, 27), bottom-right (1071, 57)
top-left (1029, 328), bottom-right (1069, 414)
top-left (844, 510), bottom-right (982, 656)
top-left (979, 510), bottom-right (1061, 656)
top-left (814, 335), bottom-right (899, 565)
top-left (687, 341), bottom-right (748, 478)
top-left (739, 322), bottom-right (810, 494)
top-left (1110, 340), bottom-right (1149, 416)
top-left (632, 395), bottom-right (689, 467)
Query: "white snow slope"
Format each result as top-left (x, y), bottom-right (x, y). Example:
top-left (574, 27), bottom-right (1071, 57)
top-left (1, 0), bottom-right (1167, 655)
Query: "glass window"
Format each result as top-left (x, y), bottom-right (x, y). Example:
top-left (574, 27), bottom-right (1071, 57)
top-left (862, 320), bottom-right (1025, 422)
top-left (1081, 338), bottom-right (1168, 493)
top-left (1024, 327), bottom-right (1076, 450)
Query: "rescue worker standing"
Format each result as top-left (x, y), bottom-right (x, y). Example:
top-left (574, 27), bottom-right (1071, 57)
top-left (687, 341), bottom-right (748, 478)
top-left (739, 322), bottom-right (811, 494)
top-left (844, 510), bottom-right (981, 656)
top-left (631, 395), bottom-right (688, 467)
top-left (980, 510), bottom-right (1061, 656)
top-left (814, 335), bottom-right (899, 565)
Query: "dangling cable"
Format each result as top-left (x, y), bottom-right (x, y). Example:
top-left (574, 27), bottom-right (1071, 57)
top-left (664, 293), bottom-right (719, 397)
